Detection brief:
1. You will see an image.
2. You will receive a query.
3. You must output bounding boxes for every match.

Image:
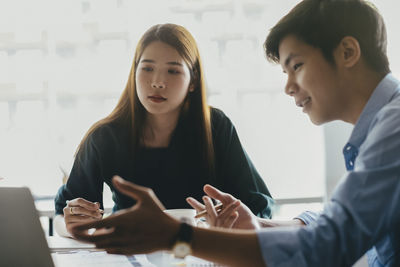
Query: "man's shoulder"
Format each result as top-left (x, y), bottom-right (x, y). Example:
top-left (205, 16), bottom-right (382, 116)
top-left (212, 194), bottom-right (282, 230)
top-left (358, 91), bottom-right (400, 168)
top-left (374, 91), bottom-right (400, 128)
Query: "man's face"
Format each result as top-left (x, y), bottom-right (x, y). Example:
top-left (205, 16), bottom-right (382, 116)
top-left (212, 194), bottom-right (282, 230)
top-left (278, 35), bottom-right (344, 125)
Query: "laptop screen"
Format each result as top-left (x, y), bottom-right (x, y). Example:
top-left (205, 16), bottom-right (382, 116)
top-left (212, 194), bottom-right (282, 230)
top-left (0, 187), bottom-right (54, 267)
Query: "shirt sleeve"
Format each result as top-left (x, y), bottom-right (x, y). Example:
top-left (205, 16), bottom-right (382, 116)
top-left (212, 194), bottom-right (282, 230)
top-left (212, 109), bottom-right (274, 218)
top-left (256, 107), bottom-right (400, 266)
top-left (294, 211), bottom-right (320, 225)
top-left (54, 127), bottom-right (111, 215)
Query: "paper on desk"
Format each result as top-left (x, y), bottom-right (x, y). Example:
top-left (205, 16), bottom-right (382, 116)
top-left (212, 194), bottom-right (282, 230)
top-left (47, 236), bottom-right (98, 252)
top-left (52, 251), bottom-right (155, 267)
top-left (154, 252), bottom-right (224, 267)
top-left (186, 255), bottom-right (225, 266)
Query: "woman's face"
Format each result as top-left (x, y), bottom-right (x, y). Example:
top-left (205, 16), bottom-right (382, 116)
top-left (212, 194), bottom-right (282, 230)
top-left (135, 41), bottom-right (193, 117)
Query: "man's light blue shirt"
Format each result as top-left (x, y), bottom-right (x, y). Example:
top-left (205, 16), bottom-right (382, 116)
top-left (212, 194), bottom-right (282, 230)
top-left (257, 73), bottom-right (400, 266)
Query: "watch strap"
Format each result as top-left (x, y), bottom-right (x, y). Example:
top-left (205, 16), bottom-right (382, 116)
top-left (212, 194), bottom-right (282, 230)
top-left (173, 222), bottom-right (193, 244)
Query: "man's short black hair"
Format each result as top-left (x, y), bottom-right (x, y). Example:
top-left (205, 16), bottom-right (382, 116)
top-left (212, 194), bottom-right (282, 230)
top-left (264, 0), bottom-right (390, 74)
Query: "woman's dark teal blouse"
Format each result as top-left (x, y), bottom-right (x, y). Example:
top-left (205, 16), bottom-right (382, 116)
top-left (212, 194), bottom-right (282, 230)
top-left (55, 108), bottom-right (274, 218)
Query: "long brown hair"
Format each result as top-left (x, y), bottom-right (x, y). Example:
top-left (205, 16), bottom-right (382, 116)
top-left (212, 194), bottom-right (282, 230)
top-left (77, 23), bottom-right (215, 178)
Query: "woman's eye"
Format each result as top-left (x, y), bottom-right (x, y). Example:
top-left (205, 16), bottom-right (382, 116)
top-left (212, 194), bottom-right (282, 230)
top-left (142, 67), bottom-right (153, 72)
top-left (293, 63), bottom-right (303, 71)
top-left (168, 69), bottom-right (180, 74)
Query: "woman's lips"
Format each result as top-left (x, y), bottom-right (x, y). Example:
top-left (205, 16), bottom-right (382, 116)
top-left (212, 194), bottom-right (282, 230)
top-left (148, 95), bottom-right (167, 103)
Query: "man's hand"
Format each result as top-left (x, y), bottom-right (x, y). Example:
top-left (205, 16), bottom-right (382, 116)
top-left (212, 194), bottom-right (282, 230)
top-left (71, 176), bottom-right (180, 255)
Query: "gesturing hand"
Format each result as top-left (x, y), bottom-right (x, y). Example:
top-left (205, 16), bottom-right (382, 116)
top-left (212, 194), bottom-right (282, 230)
top-left (71, 176), bottom-right (180, 255)
top-left (187, 185), bottom-right (260, 230)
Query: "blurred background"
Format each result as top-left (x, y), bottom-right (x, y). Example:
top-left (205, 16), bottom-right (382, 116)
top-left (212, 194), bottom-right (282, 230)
top-left (0, 0), bottom-right (399, 221)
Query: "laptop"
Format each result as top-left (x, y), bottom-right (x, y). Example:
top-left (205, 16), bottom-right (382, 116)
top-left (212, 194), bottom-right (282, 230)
top-left (0, 188), bottom-right (153, 267)
top-left (0, 187), bottom-right (218, 267)
top-left (0, 187), bottom-right (54, 267)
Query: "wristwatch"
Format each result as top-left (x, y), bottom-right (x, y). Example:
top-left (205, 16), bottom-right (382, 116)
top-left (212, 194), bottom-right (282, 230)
top-left (171, 222), bottom-right (193, 258)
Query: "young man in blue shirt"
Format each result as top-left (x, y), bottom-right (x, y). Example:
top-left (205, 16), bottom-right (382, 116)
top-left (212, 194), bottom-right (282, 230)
top-left (71, 0), bottom-right (400, 266)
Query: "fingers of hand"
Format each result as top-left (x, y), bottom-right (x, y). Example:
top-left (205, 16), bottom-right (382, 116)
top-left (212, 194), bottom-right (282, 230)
top-left (112, 176), bottom-right (144, 199)
top-left (225, 212), bottom-right (239, 228)
top-left (105, 247), bottom-right (138, 255)
top-left (102, 240), bottom-right (151, 255)
top-left (186, 197), bottom-right (205, 212)
top-left (112, 176), bottom-right (150, 204)
top-left (215, 200), bottom-right (240, 225)
top-left (66, 198), bottom-right (100, 211)
top-left (94, 235), bottom-right (129, 249)
top-left (72, 229), bottom-right (114, 243)
top-left (203, 196), bottom-right (218, 219)
top-left (71, 214), bottom-right (118, 240)
top-left (112, 176), bottom-right (166, 211)
top-left (64, 206), bottom-right (103, 219)
top-left (66, 215), bottom-right (101, 224)
top-left (203, 184), bottom-right (236, 204)
top-left (64, 198), bottom-right (102, 220)
top-left (106, 248), bottom-right (128, 255)
top-left (71, 223), bottom-right (116, 243)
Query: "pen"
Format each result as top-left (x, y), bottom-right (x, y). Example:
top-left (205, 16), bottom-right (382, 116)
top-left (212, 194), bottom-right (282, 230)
top-left (194, 203), bottom-right (223, 219)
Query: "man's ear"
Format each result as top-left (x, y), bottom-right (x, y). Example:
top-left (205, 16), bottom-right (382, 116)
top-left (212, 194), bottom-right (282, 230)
top-left (335, 36), bottom-right (361, 68)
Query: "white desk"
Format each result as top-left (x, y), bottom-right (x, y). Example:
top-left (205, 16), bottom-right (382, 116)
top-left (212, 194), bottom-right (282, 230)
top-left (48, 236), bottom-right (222, 267)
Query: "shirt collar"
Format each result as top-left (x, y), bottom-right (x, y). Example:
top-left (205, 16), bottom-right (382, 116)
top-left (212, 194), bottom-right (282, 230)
top-left (346, 73), bottom-right (400, 149)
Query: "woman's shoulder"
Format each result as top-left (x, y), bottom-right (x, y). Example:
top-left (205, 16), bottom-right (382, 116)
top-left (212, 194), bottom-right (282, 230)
top-left (210, 107), bottom-right (236, 139)
top-left (85, 121), bottom-right (129, 150)
top-left (90, 121), bottom-right (121, 140)
top-left (210, 107), bottom-right (232, 125)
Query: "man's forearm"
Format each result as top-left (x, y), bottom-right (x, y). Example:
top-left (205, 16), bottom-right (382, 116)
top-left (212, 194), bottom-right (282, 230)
top-left (257, 218), bottom-right (305, 228)
top-left (191, 227), bottom-right (266, 267)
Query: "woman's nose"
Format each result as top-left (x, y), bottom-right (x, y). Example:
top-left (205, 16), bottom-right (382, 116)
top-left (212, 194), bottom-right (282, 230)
top-left (151, 81), bottom-right (165, 89)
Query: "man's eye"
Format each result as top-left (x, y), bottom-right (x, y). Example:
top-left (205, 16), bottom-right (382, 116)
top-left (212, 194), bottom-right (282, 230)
top-left (142, 67), bottom-right (153, 71)
top-left (293, 63), bottom-right (303, 71)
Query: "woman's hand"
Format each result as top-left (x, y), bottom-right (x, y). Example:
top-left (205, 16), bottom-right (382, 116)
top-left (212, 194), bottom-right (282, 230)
top-left (63, 198), bottom-right (103, 234)
top-left (188, 195), bottom-right (240, 228)
top-left (187, 185), bottom-right (260, 230)
top-left (71, 176), bottom-right (179, 254)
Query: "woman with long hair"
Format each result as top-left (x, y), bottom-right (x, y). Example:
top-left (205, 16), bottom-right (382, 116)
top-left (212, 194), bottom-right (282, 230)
top-left (54, 23), bottom-right (273, 236)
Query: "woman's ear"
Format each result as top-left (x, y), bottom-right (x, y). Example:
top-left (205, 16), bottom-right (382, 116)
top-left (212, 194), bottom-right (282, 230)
top-left (188, 78), bottom-right (196, 92)
top-left (335, 36), bottom-right (361, 68)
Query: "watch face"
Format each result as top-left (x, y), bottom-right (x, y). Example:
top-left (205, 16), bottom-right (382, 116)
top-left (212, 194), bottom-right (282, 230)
top-left (173, 242), bottom-right (191, 258)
